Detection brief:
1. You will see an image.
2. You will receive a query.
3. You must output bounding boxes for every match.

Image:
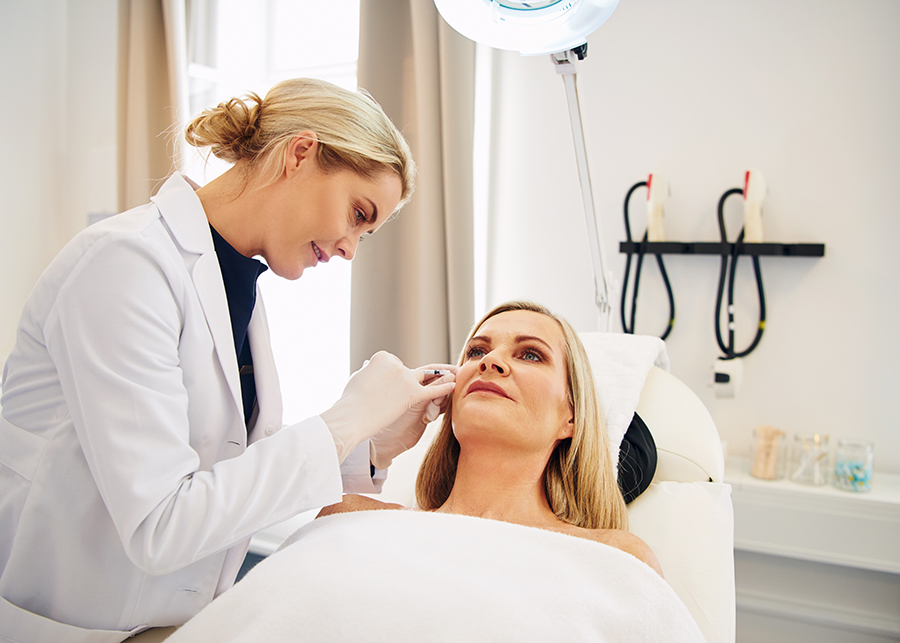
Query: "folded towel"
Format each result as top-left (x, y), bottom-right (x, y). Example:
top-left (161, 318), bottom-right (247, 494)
top-left (169, 510), bottom-right (705, 642)
top-left (578, 332), bottom-right (669, 464)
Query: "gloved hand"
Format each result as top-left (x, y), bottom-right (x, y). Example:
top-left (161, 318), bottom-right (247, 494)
top-left (369, 363), bottom-right (457, 469)
top-left (320, 352), bottom-right (456, 465)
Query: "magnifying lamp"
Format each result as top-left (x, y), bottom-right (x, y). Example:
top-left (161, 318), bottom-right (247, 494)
top-left (434, 0), bottom-right (619, 328)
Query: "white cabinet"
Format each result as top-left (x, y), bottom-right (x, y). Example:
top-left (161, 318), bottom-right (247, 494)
top-left (726, 457), bottom-right (900, 642)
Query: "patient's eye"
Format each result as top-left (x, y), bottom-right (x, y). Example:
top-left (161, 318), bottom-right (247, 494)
top-left (465, 346), bottom-right (486, 359)
top-left (520, 348), bottom-right (544, 362)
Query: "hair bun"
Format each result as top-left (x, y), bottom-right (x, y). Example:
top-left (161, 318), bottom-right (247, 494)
top-left (184, 92), bottom-right (264, 163)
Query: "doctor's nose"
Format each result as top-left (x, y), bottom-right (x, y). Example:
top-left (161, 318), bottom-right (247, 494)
top-left (479, 352), bottom-right (507, 375)
top-left (334, 235), bottom-right (360, 261)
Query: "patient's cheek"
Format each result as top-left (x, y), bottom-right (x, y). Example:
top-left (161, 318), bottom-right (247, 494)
top-left (451, 378), bottom-right (470, 407)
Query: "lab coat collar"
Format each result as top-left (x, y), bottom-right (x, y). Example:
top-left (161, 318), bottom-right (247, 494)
top-left (150, 172), bottom-right (213, 256)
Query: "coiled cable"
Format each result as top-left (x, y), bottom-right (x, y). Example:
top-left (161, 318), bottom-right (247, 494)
top-left (620, 181), bottom-right (675, 340)
top-left (715, 188), bottom-right (766, 358)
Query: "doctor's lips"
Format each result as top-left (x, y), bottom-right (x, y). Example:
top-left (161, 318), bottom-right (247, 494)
top-left (466, 380), bottom-right (510, 399)
top-left (311, 242), bottom-right (329, 263)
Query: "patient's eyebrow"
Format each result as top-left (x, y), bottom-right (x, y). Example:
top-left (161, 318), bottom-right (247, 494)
top-left (515, 335), bottom-right (554, 353)
top-left (469, 334), bottom-right (554, 354)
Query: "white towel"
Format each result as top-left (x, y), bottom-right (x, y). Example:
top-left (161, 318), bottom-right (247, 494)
top-left (578, 332), bottom-right (669, 461)
top-left (169, 510), bottom-right (705, 642)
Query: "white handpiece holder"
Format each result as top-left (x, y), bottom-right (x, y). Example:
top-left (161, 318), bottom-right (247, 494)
top-left (646, 173), bottom-right (667, 242)
top-left (742, 169), bottom-right (766, 243)
top-left (713, 356), bottom-right (743, 399)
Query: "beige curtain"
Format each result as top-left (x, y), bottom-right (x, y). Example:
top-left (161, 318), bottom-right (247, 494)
top-left (117, 0), bottom-right (188, 211)
top-left (351, 0), bottom-right (476, 369)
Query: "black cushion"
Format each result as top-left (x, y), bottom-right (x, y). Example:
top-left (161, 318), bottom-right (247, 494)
top-left (617, 412), bottom-right (657, 504)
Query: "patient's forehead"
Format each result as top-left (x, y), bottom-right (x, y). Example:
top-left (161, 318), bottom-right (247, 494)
top-left (475, 310), bottom-right (567, 355)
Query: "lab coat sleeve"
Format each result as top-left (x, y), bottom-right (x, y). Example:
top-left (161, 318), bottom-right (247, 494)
top-left (44, 233), bottom-right (343, 575)
top-left (340, 441), bottom-right (386, 494)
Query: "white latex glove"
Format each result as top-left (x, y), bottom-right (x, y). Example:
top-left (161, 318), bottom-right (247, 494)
top-left (369, 363), bottom-right (457, 469)
top-left (320, 352), bottom-right (456, 465)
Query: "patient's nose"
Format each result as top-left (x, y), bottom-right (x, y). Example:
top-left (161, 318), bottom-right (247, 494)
top-left (479, 352), bottom-right (506, 375)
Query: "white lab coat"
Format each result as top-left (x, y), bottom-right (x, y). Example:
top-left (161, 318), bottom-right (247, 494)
top-left (0, 173), bottom-right (377, 642)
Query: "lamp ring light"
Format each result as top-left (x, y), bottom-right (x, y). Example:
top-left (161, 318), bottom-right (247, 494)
top-left (433, 0), bottom-right (619, 56)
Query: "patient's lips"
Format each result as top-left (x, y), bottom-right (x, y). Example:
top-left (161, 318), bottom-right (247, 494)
top-left (466, 380), bottom-right (511, 399)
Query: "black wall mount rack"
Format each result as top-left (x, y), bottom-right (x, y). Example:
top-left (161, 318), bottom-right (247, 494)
top-left (619, 241), bottom-right (825, 257)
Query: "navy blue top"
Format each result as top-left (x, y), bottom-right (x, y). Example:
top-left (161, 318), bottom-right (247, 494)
top-left (210, 225), bottom-right (268, 426)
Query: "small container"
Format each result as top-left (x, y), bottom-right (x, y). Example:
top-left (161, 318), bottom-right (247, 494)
top-left (833, 439), bottom-right (874, 492)
top-left (789, 433), bottom-right (830, 486)
top-left (750, 426), bottom-right (786, 480)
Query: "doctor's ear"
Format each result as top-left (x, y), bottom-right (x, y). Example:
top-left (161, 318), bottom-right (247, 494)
top-left (284, 131), bottom-right (319, 175)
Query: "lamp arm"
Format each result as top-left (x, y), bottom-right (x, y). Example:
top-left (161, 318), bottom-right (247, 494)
top-left (552, 47), bottom-right (614, 330)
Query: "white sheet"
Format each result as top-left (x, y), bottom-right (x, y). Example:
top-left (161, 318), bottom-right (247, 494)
top-left (168, 510), bottom-right (706, 642)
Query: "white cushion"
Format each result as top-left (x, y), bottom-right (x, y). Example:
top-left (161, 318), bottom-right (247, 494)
top-left (628, 481), bottom-right (735, 643)
top-left (637, 367), bottom-right (725, 483)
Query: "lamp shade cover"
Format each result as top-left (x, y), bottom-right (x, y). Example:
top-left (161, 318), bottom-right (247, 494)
top-left (433, 0), bottom-right (619, 55)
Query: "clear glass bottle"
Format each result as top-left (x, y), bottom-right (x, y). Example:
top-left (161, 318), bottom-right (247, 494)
top-left (833, 439), bottom-right (874, 492)
top-left (789, 433), bottom-right (829, 486)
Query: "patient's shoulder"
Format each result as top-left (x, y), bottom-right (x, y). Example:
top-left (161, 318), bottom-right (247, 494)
top-left (573, 527), bottom-right (664, 578)
top-left (316, 494), bottom-right (405, 518)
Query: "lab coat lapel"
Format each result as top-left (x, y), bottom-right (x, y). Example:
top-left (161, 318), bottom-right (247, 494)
top-left (151, 173), bottom-right (244, 423)
top-left (247, 289), bottom-right (283, 444)
top-left (192, 254), bottom-right (243, 419)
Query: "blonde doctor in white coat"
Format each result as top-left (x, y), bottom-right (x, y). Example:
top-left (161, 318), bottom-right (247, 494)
top-left (0, 78), bottom-right (455, 642)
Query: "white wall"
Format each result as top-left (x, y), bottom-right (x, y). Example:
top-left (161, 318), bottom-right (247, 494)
top-left (485, 0), bottom-right (900, 473)
top-left (3, 2), bottom-right (897, 473)
top-left (0, 0), bottom-right (119, 363)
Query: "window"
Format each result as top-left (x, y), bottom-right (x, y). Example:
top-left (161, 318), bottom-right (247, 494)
top-left (185, 0), bottom-right (361, 423)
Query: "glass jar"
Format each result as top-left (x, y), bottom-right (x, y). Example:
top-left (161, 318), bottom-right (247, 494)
top-left (833, 439), bottom-right (874, 492)
top-left (750, 426), bottom-right (786, 480)
top-left (789, 433), bottom-right (830, 486)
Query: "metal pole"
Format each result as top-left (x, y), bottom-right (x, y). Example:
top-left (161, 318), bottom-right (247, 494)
top-left (551, 48), bottom-right (613, 330)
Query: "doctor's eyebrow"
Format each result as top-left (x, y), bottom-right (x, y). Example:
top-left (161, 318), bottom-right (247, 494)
top-left (365, 198), bottom-right (378, 225)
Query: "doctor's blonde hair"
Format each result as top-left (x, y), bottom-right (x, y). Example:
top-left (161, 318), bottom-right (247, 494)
top-left (185, 77), bottom-right (415, 207)
top-left (416, 301), bottom-right (629, 531)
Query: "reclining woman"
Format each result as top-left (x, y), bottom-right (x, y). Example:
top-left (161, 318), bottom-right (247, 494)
top-left (321, 301), bottom-right (661, 568)
top-left (167, 302), bottom-right (705, 642)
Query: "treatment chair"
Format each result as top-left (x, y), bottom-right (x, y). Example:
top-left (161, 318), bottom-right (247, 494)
top-left (377, 333), bottom-right (736, 643)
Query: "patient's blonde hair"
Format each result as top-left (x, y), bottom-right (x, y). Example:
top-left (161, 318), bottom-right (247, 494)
top-left (415, 301), bottom-right (629, 531)
top-left (184, 77), bottom-right (415, 207)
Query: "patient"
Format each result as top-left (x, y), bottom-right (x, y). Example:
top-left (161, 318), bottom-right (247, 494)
top-left (321, 300), bottom-right (662, 575)
top-left (165, 302), bottom-right (705, 642)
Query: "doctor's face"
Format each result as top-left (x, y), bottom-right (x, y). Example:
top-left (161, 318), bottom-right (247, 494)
top-left (265, 156), bottom-right (401, 280)
top-left (451, 310), bottom-right (574, 457)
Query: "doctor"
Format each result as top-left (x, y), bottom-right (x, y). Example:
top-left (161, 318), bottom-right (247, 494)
top-left (0, 77), bottom-right (454, 642)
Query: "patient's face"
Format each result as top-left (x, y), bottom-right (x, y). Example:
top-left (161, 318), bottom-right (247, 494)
top-left (452, 310), bottom-right (573, 455)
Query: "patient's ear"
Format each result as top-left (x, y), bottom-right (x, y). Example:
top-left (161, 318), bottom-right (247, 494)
top-left (557, 417), bottom-right (575, 440)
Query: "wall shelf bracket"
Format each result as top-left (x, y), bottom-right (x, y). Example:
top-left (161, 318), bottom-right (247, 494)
top-left (619, 241), bottom-right (825, 257)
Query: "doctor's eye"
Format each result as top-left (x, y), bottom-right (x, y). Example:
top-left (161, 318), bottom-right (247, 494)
top-left (355, 208), bottom-right (369, 224)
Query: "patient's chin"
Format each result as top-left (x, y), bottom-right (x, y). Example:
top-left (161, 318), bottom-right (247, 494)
top-left (452, 411), bottom-right (530, 453)
top-left (452, 400), bottom-right (508, 434)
